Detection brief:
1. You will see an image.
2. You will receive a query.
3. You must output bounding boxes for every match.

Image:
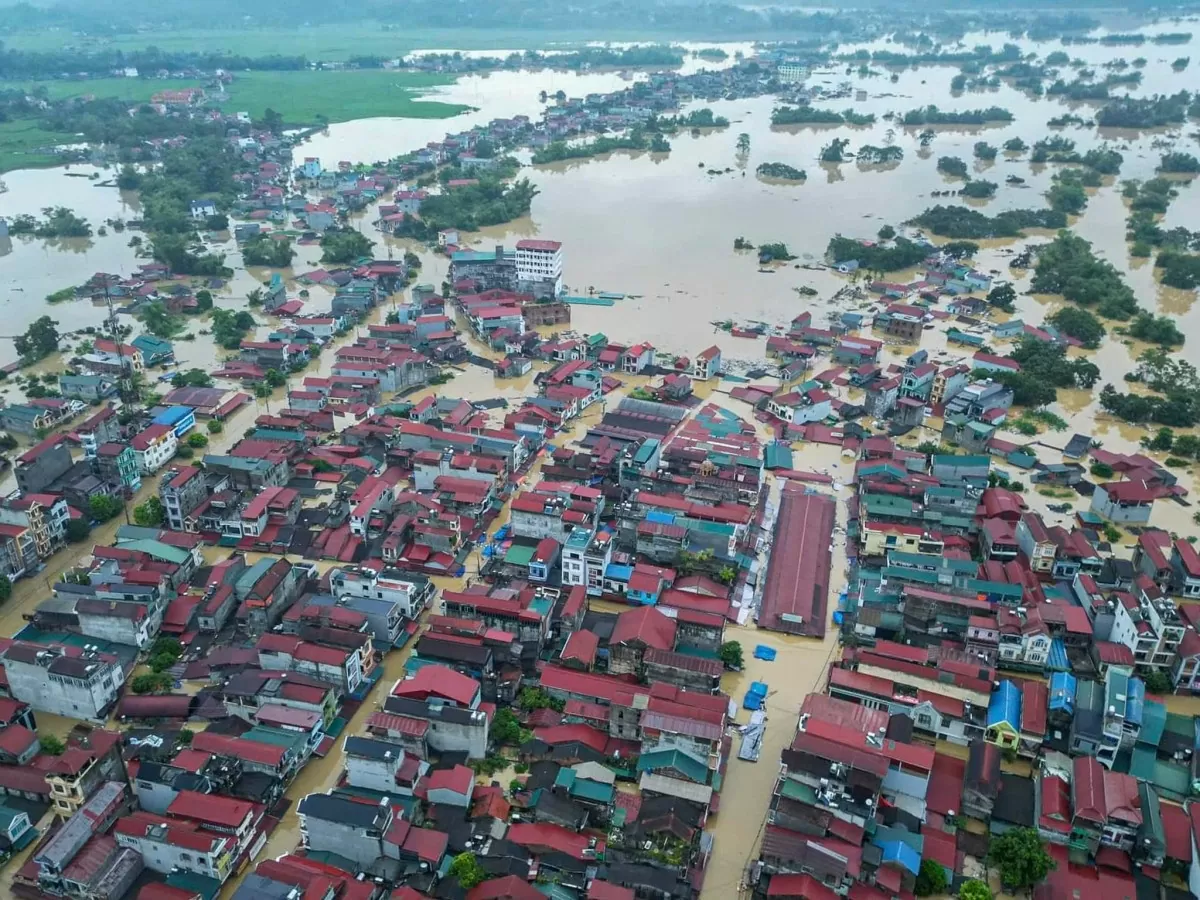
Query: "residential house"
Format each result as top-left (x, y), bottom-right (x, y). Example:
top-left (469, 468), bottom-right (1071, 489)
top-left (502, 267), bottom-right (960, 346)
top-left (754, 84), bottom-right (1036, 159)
top-left (1091, 481), bottom-right (1157, 525)
top-left (0, 643), bottom-right (125, 723)
top-left (131, 424), bottom-right (178, 475)
top-left (58, 374), bottom-right (117, 401)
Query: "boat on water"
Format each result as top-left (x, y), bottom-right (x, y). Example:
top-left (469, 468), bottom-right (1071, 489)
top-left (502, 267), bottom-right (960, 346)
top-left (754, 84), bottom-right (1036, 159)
top-left (739, 716), bottom-right (766, 762)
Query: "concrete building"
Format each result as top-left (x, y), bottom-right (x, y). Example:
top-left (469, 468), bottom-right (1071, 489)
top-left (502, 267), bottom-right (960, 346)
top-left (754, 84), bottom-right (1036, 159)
top-left (94, 443), bottom-right (142, 494)
top-left (306, 578), bottom-right (432, 646)
top-left (561, 527), bottom-right (614, 597)
top-left (14, 436), bottom-right (74, 494)
top-left (515, 239), bottom-right (564, 296)
top-left (159, 465), bottom-right (211, 531)
top-left (114, 810), bottom-right (236, 884)
top-left (328, 566), bottom-right (434, 624)
top-left (0, 643), bottom-right (124, 722)
top-left (1108, 590), bottom-right (1184, 673)
top-left (1091, 481), bottom-right (1157, 525)
top-left (343, 736), bottom-right (427, 795)
top-left (131, 424), bottom-right (178, 475)
top-left (298, 791), bottom-right (392, 868)
top-left (59, 374), bottom-right (117, 401)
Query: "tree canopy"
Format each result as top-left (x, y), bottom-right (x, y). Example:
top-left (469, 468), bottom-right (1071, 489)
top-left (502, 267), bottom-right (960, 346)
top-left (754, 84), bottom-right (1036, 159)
top-left (1031, 231), bottom-right (1141, 320)
top-left (989, 828), bottom-right (1055, 893)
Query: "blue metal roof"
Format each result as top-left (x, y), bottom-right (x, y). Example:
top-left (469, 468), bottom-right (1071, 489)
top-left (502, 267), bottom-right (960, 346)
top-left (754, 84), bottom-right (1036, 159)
top-left (605, 563), bottom-right (633, 582)
top-left (1049, 672), bottom-right (1076, 713)
top-left (1047, 638), bottom-right (1070, 672)
top-left (152, 405), bottom-right (194, 426)
top-left (873, 839), bottom-right (921, 876)
top-left (987, 680), bottom-right (1022, 729)
top-left (1126, 677), bottom-right (1145, 728)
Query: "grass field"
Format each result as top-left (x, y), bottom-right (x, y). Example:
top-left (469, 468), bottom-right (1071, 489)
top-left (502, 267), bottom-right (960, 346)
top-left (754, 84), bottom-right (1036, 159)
top-left (219, 70), bottom-right (469, 123)
top-left (0, 119), bottom-right (79, 173)
top-left (0, 24), bottom-right (618, 60)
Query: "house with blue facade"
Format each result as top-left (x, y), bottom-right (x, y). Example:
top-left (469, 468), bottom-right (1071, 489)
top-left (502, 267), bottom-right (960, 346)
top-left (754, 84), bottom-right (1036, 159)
top-left (152, 406), bottom-right (196, 439)
top-left (528, 537), bottom-right (559, 583)
top-left (986, 680), bottom-right (1022, 751)
top-left (626, 563), bottom-right (673, 605)
top-left (1048, 671), bottom-right (1076, 734)
top-left (992, 319), bottom-right (1025, 340)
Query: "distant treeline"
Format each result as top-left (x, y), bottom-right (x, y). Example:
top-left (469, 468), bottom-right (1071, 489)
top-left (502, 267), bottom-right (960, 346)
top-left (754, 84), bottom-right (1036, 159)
top-left (0, 46), bottom-right (307, 79)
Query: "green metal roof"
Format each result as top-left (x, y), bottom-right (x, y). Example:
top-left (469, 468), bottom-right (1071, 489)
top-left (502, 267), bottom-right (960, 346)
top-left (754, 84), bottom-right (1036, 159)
top-left (764, 444), bottom-right (794, 470)
top-left (243, 725), bottom-right (308, 754)
top-left (569, 777), bottom-right (615, 804)
top-left (503, 544), bottom-right (536, 568)
top-left (166, 872), bottom-right (221, 900)
top-left (633, 439), bottom-right (660, 466)
top-left (113, 539), bottom-right (190, 564)
top-left (1130, 746), bottom-right (1190, 802)
top-left (637, 747), bottom-right (709, 785)
top-left (932, 454), bottom-right (990, 469)
top-left (1137, 699), bottom-right (1167, 748)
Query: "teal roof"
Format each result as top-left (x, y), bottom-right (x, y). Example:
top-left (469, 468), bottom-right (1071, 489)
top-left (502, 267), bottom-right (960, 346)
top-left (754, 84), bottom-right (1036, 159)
top-left (114, 539), bottom-right (190, 564)
top-left (633, 439), bottom-right (660, 466)
top-left (243, 725), bottom-right (309, 753)
top-left (132, 335), bottom-right (174, 354)
top-left (932, 454), bottom-right (990, 469)
top-left (637, 747), bottom-right (709, 785)
top-left (251, 428), bottom-right (307, 443)
top-left (570, 777), bottom-right (614, 803)
top-left (236, 557), bottom-right (277, 594)
top-left (1129, 745), bottom-right (1190, 802)
top-left (166, 872), bottom-right (221, 900)
top-left (764, 443), bottom-right (794, 470)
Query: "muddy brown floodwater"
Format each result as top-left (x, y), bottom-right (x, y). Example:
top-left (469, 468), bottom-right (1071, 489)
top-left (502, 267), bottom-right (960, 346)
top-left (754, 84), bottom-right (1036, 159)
top-left (4, 23), bottom-right (1200, 898)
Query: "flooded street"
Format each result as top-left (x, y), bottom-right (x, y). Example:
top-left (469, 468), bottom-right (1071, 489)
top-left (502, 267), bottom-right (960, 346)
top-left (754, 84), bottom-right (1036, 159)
top-left (2, 23), bottom-right (1200, 898)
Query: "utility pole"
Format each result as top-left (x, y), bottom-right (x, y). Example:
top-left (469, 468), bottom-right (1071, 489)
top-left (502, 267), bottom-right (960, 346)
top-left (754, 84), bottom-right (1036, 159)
top-left (104, 280), bottom-right (137, 411)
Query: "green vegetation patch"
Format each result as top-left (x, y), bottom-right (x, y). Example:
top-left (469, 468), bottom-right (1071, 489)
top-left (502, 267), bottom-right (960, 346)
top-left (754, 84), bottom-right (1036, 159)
top-left (220, 70), bottom-right (468, 124)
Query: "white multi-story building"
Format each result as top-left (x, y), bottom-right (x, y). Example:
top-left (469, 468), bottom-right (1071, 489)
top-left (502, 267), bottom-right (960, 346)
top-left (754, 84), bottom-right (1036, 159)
top-left (0, 642), bottom-right (124, 722)
top-left (561, 527), bottom-right (613, 597)
top-left (131, 424), bottom-right (178, 474)
top-left (1109, 586), bottom-right (1185, 672)
top-left (516, 239), bottom-right (563, 295)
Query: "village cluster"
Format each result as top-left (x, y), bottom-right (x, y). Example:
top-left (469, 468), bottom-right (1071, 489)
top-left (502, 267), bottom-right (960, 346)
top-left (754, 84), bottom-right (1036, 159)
top-left (2, 42), bottom-right (1200, 900)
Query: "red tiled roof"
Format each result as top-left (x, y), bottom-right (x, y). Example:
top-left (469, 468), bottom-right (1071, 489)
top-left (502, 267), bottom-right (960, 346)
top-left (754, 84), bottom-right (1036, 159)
top-left (1072, 757), bottom-right (1106, 823)
top-left (507, 822), bottom-right (604, 860)
top-left (926, 753), bottom-right (965, 818)
top-left (1162, 801), bottom-right (1192, 863)
top-left (533, 724), bottom-right (608, 752)
top-left (1095, 641), bottom-right (1136, 667)
top-left (560, 630), bottom-right (599, 666)
top-left (610, 606), bottom-right (676, 651)
top-left (167, 789), bottom-right (253, 828)
top-left (766, 874), bottom-right (839, 900)
top-left (0, 724), bottom-right (38, 756)
top-left (423, 764), bottom-right (473, 797)
top-left (191, 732), bottom-right (286, 768)
top-left (758, 488), bottom-right (834, 636)
top-left (1020, 680), bottom-right (1047, 736)
top-left (366, 711), bottom-right (430, 737)
top-left (402, 825), bottom-right (448, 864)
top-left (392, 665), bottom-right (479, 707)
top-left (516, 239), bottom-right (562, 252)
